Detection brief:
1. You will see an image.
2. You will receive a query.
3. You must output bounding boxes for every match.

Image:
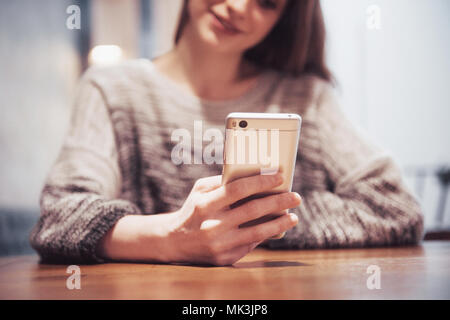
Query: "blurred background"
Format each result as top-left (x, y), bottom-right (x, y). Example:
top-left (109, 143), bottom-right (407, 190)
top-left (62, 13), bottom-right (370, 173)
top-left (0, 0), bottom-right (449, 255)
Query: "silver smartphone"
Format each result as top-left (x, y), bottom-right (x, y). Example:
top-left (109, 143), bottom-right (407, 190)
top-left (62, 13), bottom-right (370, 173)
top-left (222, 112), bottom-right (302, 238)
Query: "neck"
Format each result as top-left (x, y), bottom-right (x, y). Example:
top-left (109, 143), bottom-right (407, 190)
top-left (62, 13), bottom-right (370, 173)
top-left (167, 24), bottom-right (258, 99)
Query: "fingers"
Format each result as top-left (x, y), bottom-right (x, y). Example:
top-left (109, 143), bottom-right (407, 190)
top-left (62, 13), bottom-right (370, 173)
top-left (193, 175), bottom-right (222, 193)
top-left (227, 192), bottom-right (301, 227)
top-left (211, 241), bottom-right (262, 266)
top-left (269, 231), bottom-right (286, 239)
top-left (206, 173), bottom-right (284, 210)
top-left (231, 213), bottom-right (298, 247)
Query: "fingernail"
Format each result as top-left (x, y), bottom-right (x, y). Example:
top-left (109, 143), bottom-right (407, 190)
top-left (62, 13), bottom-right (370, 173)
top-left (289, 213), bottom-right (298, 223)
top-left (289, 192), bottom-right (300, 203)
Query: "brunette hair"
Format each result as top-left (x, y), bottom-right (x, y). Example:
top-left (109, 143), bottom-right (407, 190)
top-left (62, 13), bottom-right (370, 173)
top-left (174, 0), bottom-right (333, 82)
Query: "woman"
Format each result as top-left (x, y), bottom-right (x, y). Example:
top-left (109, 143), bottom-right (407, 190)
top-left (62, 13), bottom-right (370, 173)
top-left (30, 0), bottom-right (424, 265)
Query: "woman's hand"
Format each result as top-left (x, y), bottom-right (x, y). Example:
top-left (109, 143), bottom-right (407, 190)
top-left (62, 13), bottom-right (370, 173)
top-left (167, 173), bottom-right (301, 266)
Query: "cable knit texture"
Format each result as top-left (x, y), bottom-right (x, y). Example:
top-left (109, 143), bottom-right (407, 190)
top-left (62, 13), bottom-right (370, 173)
top-left (29, 59), bottom-right (424, 263)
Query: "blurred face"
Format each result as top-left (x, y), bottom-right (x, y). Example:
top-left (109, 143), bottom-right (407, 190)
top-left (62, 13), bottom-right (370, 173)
top-left (186, 0), bottom-right (288, 54)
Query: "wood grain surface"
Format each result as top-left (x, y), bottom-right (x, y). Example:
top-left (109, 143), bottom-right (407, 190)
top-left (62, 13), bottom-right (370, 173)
top-left (0, 241), bottom-right (449, 299)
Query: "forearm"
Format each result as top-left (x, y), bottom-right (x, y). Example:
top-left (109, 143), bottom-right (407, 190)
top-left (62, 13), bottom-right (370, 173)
top-left (30, 185), bottom-right (142, 263)
top-left (262, 182), bottom-right (424, 249)
top-left (96, 212), bottom-right (179, 263)
top-left (263, 84), bottom-right (424, 249)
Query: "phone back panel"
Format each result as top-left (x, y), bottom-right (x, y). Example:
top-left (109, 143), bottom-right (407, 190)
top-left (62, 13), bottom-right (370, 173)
top-left (222, 113), bottom-right (301, 196)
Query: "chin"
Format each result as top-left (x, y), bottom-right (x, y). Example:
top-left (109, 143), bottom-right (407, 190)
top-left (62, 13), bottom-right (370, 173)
top-left (197, 26), bottom-right (248, 54)
top-left (200, 29), bottom-right (221, 46)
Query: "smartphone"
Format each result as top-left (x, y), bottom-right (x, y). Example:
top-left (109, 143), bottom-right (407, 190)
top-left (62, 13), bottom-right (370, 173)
top-left (222, 112), bottom-right (302, 238)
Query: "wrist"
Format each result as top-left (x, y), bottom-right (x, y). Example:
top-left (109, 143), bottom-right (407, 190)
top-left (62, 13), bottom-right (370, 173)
top-left (96, 215), bottom-right (144, 261)
top-left (139, 210), bottom-right (181, 263)
top-left (97, 213), bottom-right (180, 263)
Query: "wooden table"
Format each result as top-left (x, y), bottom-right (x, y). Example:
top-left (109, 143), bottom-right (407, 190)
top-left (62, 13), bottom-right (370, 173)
top-left (1, 241), bottom-right (449, 299)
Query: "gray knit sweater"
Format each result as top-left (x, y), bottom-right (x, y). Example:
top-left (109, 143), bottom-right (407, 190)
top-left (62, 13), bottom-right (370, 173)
top-left (29, 59), bottom-right (424, 264)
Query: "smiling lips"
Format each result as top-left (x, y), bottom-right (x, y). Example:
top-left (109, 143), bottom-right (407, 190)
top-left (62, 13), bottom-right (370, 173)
top-left (209, 11), bottom-right (242, 34)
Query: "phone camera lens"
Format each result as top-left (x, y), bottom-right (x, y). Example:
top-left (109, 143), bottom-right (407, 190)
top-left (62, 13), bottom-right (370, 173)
top-left (239, 120), bottom-right (248, 128)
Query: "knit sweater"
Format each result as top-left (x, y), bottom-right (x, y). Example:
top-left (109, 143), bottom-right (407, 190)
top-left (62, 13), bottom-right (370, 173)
top-left (29, 59), bottom-right (424, 264)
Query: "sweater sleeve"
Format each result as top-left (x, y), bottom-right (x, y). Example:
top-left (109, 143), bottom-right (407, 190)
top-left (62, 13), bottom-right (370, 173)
top-left (29, 72), bottom-right (142, 264)
top-left (262, 83), bottom-right (424, 249)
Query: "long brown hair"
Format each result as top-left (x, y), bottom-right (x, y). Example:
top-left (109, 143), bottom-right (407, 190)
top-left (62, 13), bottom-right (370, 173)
top-left (174, 0), bottom-right (333, 82)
